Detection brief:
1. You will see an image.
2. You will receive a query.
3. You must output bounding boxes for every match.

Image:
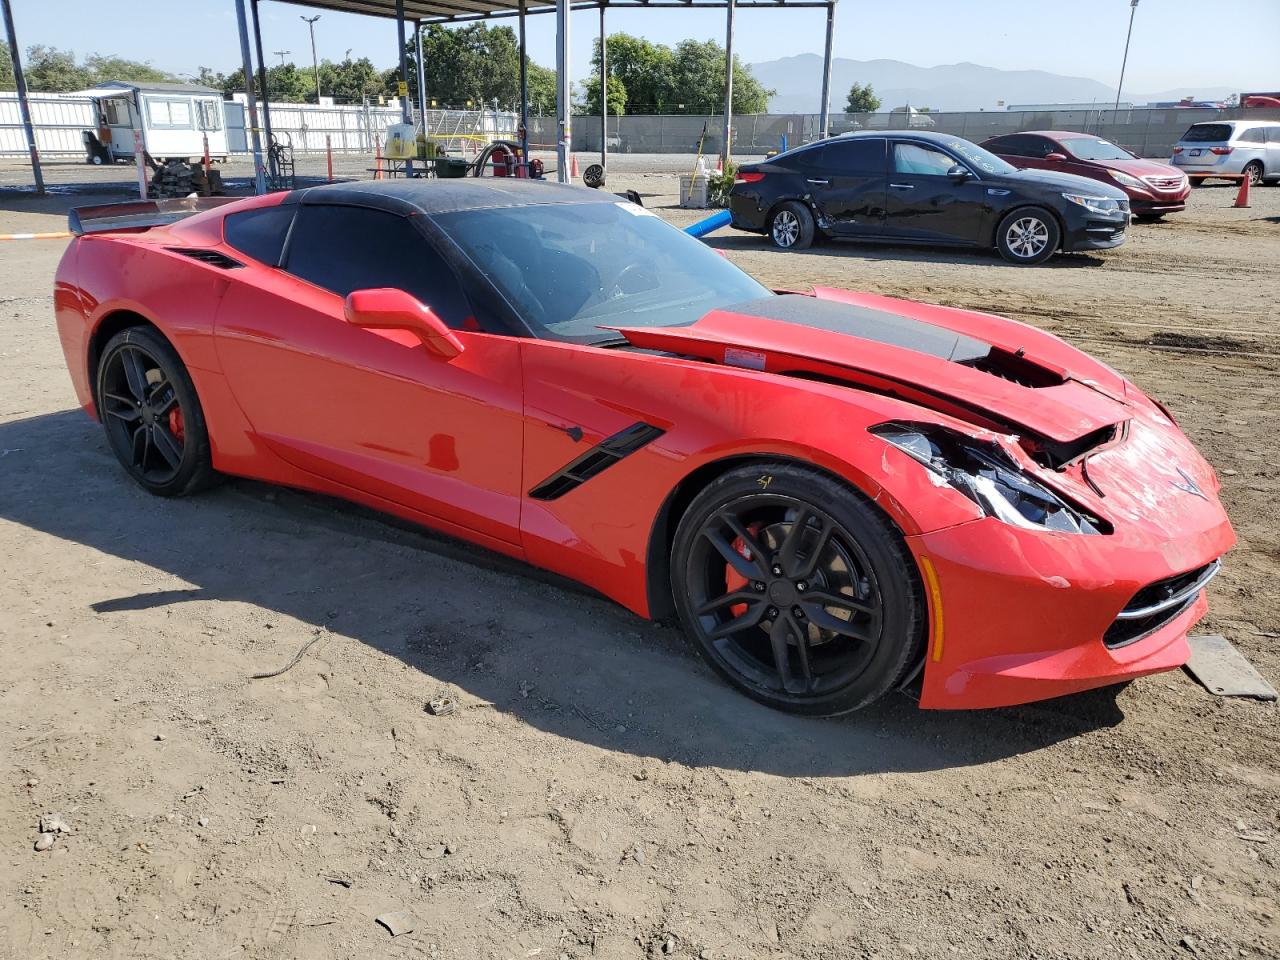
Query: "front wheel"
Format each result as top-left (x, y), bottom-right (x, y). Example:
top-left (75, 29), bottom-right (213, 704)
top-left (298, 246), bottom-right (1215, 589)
top-left (96, 326), bottom-right (218, 497)
top-left (670, 464), bottom-right (925, 715)
top-left (995, 207), bottom-right (1060, 265)
top-left (769, 201), bottom-right (815, 250)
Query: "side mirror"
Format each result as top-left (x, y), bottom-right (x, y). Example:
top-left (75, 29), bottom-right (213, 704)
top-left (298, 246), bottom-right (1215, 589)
top-left (946, 163), bottom-right (972, 182)
top-left (1044, 152), bottom-right (1068, 162)
top-left (344, 288), bottom-right (464, 360)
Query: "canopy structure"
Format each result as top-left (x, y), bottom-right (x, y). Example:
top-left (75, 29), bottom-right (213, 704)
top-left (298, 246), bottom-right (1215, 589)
top-left (1, 0), bottom-right (840, 194)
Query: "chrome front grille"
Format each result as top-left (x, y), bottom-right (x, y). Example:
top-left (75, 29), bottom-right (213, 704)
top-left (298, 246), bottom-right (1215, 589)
top-left (1143, 175), bottom-right (1185, 192)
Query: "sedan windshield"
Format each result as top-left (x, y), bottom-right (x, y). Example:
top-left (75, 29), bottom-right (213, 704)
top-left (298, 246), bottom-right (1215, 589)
top-left (1061, 137), bottom-right (1134, 161)
top-left (436, 201), bottom-right (770, 343)
top-left (942, 138), bottom-right (1016, 175)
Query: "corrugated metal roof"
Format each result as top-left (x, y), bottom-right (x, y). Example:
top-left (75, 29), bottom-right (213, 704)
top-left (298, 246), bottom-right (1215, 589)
top-left (275, 0), bottom-right (832, 25)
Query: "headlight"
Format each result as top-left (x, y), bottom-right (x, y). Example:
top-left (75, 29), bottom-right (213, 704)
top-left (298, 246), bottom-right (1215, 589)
top-left (1107, 170), bottom-right (1145, 190)
top-left (1062, 193), bottom-right (1123, 215)
top-left (871, 422), bottom-right (1106, 535)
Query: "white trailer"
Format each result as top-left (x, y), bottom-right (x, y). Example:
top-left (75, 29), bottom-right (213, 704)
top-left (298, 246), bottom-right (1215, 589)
top-left (71, 81), bottom-right (229, 165)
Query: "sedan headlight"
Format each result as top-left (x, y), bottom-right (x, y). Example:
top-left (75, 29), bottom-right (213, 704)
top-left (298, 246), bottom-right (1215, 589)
top-left (1062, 193), bottom-right (1124, 215)
top-left (871, 422), bottom-right (1106, 535)
top-left (1107, 170), bottom-right (1146, 190)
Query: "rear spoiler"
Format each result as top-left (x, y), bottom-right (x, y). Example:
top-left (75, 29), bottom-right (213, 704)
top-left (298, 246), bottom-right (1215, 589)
top-left (68, 197), bottom-right (241, 236)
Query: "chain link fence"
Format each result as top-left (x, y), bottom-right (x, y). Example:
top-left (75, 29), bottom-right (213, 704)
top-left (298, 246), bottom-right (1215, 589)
top-left (538, 106), bottom-right (1280, 160)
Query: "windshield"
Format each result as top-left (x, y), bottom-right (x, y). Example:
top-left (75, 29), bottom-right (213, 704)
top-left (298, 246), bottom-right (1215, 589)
top-left (436, 201), bottom-right (770, 343)
top-left (942, 138), bottom-right (1016, 175)
top-left (1182, 123), bottom-right (1232, 143)
top-left (1061, 137), bottom-right (1134, 161)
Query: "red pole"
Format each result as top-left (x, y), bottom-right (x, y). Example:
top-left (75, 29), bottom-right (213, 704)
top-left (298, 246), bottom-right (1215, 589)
top-left (202, 133), bottom-right (211, 180)
top-left (326, 134), bottom-right (333, 183)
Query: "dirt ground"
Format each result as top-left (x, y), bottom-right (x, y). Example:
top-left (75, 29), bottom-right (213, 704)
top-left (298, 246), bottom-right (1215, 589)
top-left (1, 172), bottom-right (1277, 960)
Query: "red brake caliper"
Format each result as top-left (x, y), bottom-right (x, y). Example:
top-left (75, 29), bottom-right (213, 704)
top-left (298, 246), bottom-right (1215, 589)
top-left (726, 522), bottom-right (764, 616)
top-left (168, 405), bottom-right (185, 444)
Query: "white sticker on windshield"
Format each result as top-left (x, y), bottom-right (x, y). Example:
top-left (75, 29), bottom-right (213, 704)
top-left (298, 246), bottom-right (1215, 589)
top-left (615, 201), bottom-right (656, 217)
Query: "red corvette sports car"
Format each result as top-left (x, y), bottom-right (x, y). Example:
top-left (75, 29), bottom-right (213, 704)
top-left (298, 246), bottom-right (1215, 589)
top-left (54, 180), bottom-right (1234, 714)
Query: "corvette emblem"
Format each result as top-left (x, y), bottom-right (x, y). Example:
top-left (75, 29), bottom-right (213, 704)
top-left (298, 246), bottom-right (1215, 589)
top-left (1172, 467), bottom-right (1207, 501)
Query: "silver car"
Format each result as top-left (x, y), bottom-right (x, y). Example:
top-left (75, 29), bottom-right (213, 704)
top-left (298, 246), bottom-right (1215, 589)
top-left (1171, 120), bottom-right (1280, 185)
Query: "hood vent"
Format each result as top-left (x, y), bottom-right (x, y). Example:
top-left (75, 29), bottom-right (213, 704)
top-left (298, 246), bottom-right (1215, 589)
top-left (167, 247), bottom-right (244, 269)
top-left (961, 347), bottom-right (1064, 389)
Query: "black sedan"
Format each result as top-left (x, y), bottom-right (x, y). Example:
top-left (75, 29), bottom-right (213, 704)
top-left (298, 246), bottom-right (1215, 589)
top-left (729, 131), bottom-right (1130, 265)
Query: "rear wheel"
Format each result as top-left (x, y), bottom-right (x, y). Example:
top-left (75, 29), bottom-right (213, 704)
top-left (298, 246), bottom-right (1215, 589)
top-left (670, 464), bottom-right (925, 715)
top-left (769, 201), bottom-right (815, 250)
top-left (995, 207), bottom-right (1060, 265)
top-left (96, 326), bottom-right (217, 497)
top-left (1243, 161), bottom-right (1264, 186)
top-left (1190, 177), bottom-right (1207, 187)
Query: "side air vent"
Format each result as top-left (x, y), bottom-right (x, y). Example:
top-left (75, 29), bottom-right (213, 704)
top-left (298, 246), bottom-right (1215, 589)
top-left (167, 247), bottom-right (244, 269)
top-left (529, 422), bottom-right (665, 501)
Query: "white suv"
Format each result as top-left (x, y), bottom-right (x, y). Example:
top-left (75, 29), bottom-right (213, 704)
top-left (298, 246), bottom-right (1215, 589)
top-left (1171, 120), bottom-right (1280, 186)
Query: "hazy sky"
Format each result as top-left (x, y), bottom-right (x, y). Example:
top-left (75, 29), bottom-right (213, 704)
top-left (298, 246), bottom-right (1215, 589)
top-left (6, 0), bottom-right (1278, 94)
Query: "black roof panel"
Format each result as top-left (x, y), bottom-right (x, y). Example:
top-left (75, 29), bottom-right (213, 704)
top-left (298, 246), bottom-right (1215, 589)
top-left (294, 178), bottom-right (618, 217)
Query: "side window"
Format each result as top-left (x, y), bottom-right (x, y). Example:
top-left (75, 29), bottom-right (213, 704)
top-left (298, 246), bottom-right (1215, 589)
top-left (196, 100), bottom-right (222, 132)
top-left (823, 138), bottom-right (885, 174)
top-left (893, 142), bottom-right (959, 176)
top-left (791, 145), bottom-right (827, 168)
top-left (1268, 126), bottom-right (1280, 144)
top-left (146, 97), bottom-right (194, 129)
top-left (1028, 137), bottom-right (1058, 158)
top-left (1240, 127), bottom-right (1266, 144)
top-left (224, 205), bottom-right (296, 266)
top-left (284, 205), bottom-right (472, 329)
top-left (989, 135), bottom-right (1029, 157)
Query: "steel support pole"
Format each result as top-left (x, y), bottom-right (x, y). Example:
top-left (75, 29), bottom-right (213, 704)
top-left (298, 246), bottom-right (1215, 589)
top-left (721, 0), bottom-right (736, 167)
top-left (234, 0), bottom-right (267, 194)
top-left (818, 1), bottom-right (835, 138)
top-left (396, 0), bottom-right (413, 175)
top-left (555, 0), bottom-right (571, 182)
top-left (599, 4), bottom-right (607, 169)
top-left (519, 0), bottom-right (529, 166)
top-left (416, 22), bottom-right (428, 135)
top-left (250, 0), bottom-right (277, 180)
top-left (1, 0), bottom-right (44, 194)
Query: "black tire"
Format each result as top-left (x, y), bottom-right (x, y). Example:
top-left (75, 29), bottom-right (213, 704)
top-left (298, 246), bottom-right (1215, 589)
top-left (1134, 214), bottom-right (1166, 223)
top-left (670, 463), bottom-right (925, 716)
top-left (769, 200), bottom-right (815, 250)
top-left (1190, 177), bottom-right (1206, 187)
top-left (995, 207), bottom-right (1061, 265)
top-left (96, 326), bottom-right (217, 497)
top-left (1243, 161), bottom-right (1264, 186)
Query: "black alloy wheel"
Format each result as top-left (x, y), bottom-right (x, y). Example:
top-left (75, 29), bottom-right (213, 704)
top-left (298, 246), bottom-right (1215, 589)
top-left (97, 327), bottom-right (216, 497)
top-left (671, 464), bottom-right (924, 715)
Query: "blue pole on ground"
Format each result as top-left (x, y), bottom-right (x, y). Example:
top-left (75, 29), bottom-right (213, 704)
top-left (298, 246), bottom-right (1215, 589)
top-left (685, 209), bottom-right (732, 239)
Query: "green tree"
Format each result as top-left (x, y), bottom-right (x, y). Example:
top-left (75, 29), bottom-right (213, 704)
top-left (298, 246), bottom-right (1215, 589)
top-left (404, 23), bottom-right (526, 109)
top-left (580, 38), bottom-right (628, 116)
top-left (844, 81), bottom-right (881, 113)
top-left (23, 46), bottom-right (91, 91)
top-left (84, 54), bottom-right (175, 86)
top-left (525, 62), bottom-right (557, 116)
top-left (669, 39), bottom-right (771, 114)
top-left (317, 57), bottom-right (385, 102)
top-left (589, 33), bottom-right (673, 113)
top-left (1, 41), bottom-right (15, 89)
top-left (193, 66), bottom-right (230, 91)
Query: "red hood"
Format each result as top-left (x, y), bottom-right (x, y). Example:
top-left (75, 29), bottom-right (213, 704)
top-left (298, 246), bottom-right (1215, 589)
top-left (610, 288), bottom-right (1135, 447)
top-left (1087, 156), bottom-right (1185, 180)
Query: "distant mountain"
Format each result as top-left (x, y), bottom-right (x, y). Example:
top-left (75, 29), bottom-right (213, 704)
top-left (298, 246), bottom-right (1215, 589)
top-left (750, 54), bottom-right (1238, 113)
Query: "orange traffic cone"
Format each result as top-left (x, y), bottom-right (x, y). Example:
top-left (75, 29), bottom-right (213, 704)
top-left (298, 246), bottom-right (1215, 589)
top-left (716, 155), bottom-right (723, 173)
top-left (570, 153), bottom-right (579, 179)
top-left (1233, 172), bottom-right (1251, 208)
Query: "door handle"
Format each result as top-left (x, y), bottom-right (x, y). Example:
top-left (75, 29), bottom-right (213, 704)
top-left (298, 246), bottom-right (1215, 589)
top-left (806, 178), bottom-right (829, 185)
top-left (889, 183), bottom-right (915, 190)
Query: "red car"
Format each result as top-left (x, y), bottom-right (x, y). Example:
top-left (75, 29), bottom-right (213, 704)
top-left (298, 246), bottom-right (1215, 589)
top-left (981, 130), bottom-right (1191, 220)
top-left (54, 182), bottom-right (1233, 715)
